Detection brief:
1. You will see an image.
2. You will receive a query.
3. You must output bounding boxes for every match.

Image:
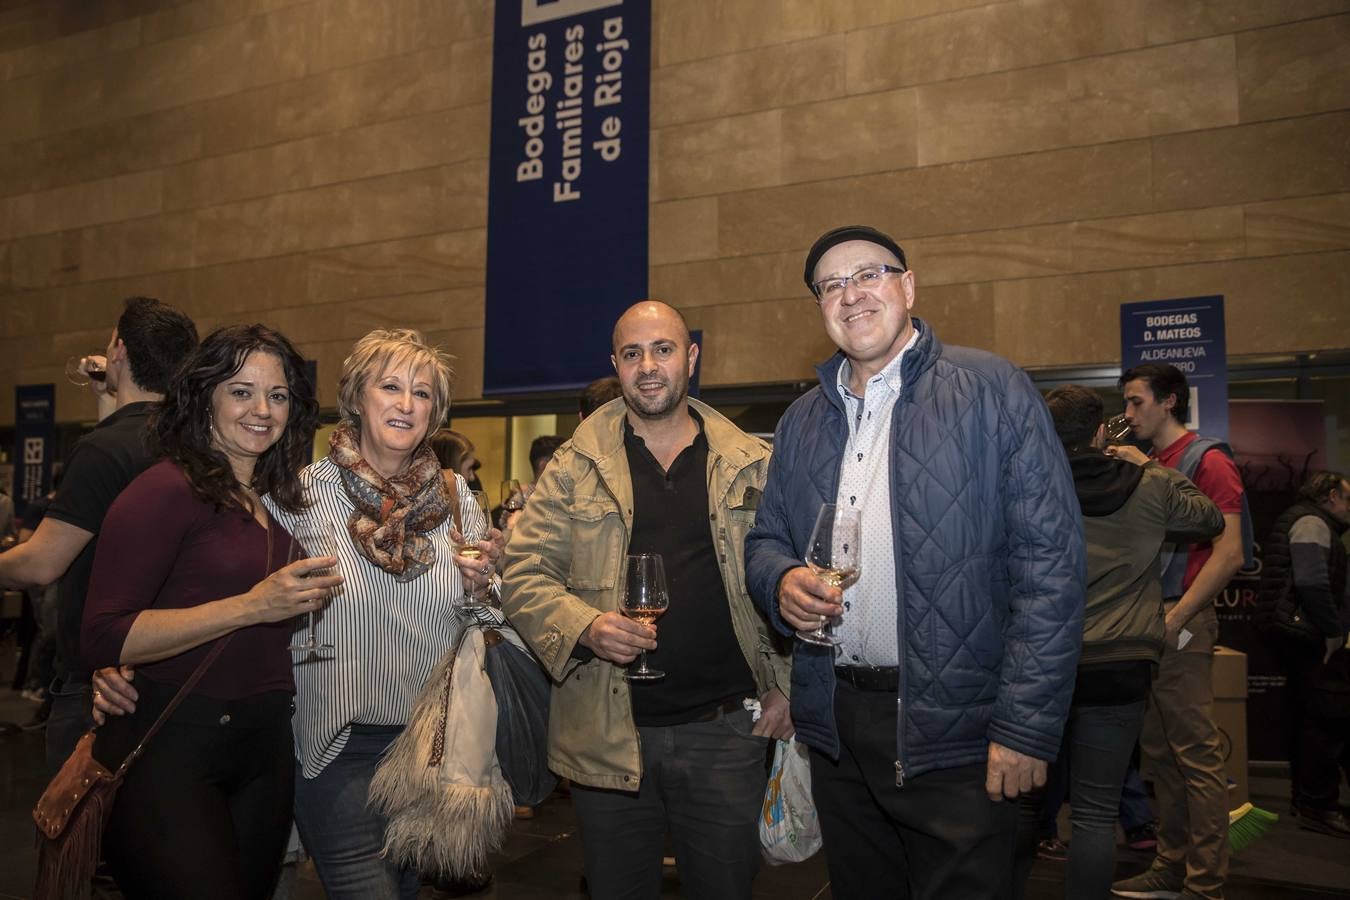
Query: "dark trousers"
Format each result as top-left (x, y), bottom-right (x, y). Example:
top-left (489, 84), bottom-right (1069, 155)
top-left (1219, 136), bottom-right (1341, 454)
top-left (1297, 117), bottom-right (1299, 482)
top-left (1014, 700), bottom-right (1147, 900)
top-left (45, 675), bottom-right (92, 776)
top-left (1279, 639), bottom-right (1350, 811)
top-left (93, 678), bottom-right (295, 900)
top-left (809, 680), bottom-right (1017, 900)
top-left (570, 706), bottom-right (770, 900)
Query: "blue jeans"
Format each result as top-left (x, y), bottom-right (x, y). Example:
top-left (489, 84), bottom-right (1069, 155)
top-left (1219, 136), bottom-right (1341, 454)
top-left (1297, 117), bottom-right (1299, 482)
top-left (292, 725), bottom-right (419, 900)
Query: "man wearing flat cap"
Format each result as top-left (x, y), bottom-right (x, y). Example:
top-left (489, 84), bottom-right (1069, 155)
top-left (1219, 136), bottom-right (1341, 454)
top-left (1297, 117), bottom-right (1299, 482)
top-left (745, 225), bottom-right (1085, 898)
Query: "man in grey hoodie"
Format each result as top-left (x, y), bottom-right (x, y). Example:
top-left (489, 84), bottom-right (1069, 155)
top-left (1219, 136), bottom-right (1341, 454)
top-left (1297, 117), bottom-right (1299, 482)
top-left (1014, 385), bottom-right (1223, 900)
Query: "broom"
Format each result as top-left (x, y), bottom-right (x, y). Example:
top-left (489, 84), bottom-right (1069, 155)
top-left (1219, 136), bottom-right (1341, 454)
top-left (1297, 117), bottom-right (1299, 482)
top-left (1228, 802), bottom-right (1279, 852)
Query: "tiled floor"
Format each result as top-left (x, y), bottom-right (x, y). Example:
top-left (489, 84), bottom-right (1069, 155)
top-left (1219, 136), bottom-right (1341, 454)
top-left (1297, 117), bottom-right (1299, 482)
top-left (1, 688), bottom-right (1347, 899)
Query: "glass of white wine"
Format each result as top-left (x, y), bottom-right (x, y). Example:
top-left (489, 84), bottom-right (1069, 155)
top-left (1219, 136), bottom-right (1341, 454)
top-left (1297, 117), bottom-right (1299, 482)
top-left (621, 553), bottom-right (669, 681)
top-left (798, 503), bottom-right (861, 647)
top-left (454, 490), bottom-right (492, 611)
top-left (287, 520), bottom-right (339, 661)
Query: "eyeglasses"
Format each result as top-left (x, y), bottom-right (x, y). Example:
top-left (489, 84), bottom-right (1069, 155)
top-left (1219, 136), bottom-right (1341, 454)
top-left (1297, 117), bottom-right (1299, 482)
top-left (811, 264), bottom-right (906, 303)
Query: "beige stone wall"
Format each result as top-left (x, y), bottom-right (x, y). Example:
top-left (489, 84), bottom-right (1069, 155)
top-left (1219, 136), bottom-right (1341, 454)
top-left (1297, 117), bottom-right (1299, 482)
top-left (1, 0), bottom-right (1347, 424)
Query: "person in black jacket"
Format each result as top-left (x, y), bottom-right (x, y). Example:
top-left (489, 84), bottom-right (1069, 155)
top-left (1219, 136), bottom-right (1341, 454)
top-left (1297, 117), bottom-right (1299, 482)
top-left (1260, 471), bottom-right (1350, 837)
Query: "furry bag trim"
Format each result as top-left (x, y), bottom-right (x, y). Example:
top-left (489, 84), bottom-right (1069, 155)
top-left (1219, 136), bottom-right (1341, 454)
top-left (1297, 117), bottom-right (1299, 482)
top-left (369, 626), bottom-right (514, 878)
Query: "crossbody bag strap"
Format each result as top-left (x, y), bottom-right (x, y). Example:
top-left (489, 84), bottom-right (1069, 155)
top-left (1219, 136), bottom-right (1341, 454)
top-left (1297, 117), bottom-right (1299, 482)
top-left (113, 502), bottom-right (275, 779)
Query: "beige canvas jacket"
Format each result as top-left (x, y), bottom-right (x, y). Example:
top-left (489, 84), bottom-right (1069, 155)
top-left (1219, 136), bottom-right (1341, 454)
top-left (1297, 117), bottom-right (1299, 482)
top-left (500, 397), bottom-right (789, 791)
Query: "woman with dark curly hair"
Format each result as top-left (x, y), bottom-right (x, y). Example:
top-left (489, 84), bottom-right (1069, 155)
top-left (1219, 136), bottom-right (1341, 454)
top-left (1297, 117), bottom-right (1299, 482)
top-left (80, 324), bottom-right (342, 900)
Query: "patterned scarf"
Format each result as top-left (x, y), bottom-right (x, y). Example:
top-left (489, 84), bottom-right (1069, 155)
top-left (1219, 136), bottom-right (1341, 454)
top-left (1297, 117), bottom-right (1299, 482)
top-left (328, 421), bottom-right (452, 582)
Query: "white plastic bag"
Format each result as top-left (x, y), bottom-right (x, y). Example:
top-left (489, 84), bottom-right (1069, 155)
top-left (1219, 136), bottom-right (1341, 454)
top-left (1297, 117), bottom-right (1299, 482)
top-left (759, 737), bottom-right (822, 864)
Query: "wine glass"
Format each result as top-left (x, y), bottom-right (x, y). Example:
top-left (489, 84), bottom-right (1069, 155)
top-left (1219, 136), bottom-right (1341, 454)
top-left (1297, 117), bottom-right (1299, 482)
top-left (64, 353), bottom-right (107, 387)
top-left (1104, 413), bottom-right (1133, 444)
top-left (288, 520), bottom-right (338, 660)
top-left (499, 479), bottom-right (526, 529)
top-left (797, 503), bottom-right (861, 647)
top-left (501, 479), bottom-right (527, 512)
top-left (453, 491), bottom-right (492, 611)
top-left (621, 553), bottom-right (669, 681)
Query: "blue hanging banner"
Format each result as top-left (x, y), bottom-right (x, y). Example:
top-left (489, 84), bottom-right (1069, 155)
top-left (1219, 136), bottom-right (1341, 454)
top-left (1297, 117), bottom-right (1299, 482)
top-left (483, 0), bottom-right (651, 395)
top-left (12, 384), bottom-right (55, 520)
top-left (1119, 295), bottom-right (1229, 441)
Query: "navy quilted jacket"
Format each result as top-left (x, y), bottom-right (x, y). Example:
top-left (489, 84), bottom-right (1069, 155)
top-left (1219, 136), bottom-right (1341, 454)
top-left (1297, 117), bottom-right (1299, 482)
top-left (745, 320), bottom-right (1084, 780)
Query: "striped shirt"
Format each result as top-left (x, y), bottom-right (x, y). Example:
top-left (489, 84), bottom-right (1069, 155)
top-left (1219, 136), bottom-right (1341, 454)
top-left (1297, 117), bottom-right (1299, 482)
top-left (264, 457), bottom-right (490, 778)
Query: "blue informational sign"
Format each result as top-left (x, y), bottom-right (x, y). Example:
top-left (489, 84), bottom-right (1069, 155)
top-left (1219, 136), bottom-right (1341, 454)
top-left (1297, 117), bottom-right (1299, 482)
top-left (1119, 295), bottom-right (1229, 441)
top-left (483, 0), bottom-right (651, 395)
top-left (12, 384), bottom-right (55, 520)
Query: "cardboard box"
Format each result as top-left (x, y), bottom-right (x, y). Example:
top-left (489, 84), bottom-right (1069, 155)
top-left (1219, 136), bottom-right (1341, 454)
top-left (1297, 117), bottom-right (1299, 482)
top-left (1212, 646), bottom-right (1249, 808)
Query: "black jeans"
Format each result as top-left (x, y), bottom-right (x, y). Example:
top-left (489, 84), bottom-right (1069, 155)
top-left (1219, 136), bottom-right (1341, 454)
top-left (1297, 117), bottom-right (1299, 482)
top-left (570, 706), bottom-right (770, 900)
top-left (93, 678), bottom-right (295, 900)
top-left (1013, 700), bottom-right (1147, 900)
top-left (45, 675), bottom-right (93, 776)
top-left (808, 680), bottom-right (1017, 900)
top-left (1279, 639), bottom-right (1350, 810)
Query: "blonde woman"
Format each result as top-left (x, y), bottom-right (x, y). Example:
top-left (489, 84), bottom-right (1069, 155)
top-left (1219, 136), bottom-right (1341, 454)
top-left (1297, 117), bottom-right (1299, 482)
top-left (273, 329), bottom-right (503, 898)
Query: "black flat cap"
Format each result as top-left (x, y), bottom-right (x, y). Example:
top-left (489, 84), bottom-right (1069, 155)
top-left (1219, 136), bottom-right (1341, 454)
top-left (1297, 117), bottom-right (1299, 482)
top-left (803, 225), bottom-right (907, 291)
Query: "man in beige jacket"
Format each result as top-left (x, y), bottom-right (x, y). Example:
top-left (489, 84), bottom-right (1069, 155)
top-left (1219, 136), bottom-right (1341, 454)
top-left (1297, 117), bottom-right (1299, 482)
top-left (502, 300), bottom-right (792, 900)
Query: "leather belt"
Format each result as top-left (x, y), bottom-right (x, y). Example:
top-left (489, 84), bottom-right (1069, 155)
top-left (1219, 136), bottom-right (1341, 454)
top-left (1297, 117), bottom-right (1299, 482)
top-left (834, 666), bottom-right (900, 692)
top-left (688, 697), bottom-right (746, 723)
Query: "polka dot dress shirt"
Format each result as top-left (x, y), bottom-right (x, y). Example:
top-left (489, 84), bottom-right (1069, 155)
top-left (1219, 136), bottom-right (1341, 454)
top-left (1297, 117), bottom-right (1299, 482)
top-left (831, 326), bottom-right (921, 667)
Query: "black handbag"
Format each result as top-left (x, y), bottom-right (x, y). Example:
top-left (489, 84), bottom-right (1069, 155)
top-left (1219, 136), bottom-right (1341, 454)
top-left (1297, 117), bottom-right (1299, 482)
top-left (482, 627), bottom-right (557, 807)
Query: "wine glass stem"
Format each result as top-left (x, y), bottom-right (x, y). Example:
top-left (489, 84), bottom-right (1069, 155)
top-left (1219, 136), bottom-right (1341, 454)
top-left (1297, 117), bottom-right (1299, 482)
top-left (306, 610), bottom-right (317, 643)
top-left (634, 650), bottom-right (648, 674)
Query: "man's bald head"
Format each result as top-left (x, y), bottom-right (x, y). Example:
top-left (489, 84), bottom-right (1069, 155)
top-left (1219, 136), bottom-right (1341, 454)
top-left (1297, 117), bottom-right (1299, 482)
top-left (610, 300), bottom-right (698, 422)
top-left (611, 300), bottom-right (692, 354)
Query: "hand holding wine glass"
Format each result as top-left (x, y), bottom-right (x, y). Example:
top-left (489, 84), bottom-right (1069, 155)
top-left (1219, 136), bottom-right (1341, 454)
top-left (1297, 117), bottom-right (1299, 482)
top-left (287, 520), bottom-right (340, 660)
top-left (621, 553), bottom-right (669, 681)
top-left (1103, 413), bottom-right (1133, 444)
top-left (65, 353), bottom-right (109, 390)
top-left (453, 490), bottom-right (494, 611)
top-left (796, 503), bottom-right (861, 647)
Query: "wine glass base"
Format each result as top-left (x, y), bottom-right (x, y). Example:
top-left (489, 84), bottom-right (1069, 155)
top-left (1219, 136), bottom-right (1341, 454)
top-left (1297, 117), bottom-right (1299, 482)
top-left (794, 629), bottom-right (839, 647)
top-left (290, 643), bottom-right (335, 658)
top-left (624, 670), bottom-right (665, 681)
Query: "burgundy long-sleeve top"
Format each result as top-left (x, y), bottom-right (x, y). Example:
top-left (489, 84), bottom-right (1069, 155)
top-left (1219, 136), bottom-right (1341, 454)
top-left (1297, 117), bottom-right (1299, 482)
top-left (82, 460), bottom-right (296, 699)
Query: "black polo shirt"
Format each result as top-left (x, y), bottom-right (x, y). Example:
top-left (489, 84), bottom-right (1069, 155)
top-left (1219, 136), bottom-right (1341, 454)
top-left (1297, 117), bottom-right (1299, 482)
top-left (46, 402), bottom-right (158, 681)
top-left (623, 411), bottom-right (756, 726)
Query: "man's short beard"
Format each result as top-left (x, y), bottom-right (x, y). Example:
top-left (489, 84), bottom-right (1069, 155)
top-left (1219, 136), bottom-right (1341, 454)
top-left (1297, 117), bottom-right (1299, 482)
top-left (623, 381), bottom-right (687, 420)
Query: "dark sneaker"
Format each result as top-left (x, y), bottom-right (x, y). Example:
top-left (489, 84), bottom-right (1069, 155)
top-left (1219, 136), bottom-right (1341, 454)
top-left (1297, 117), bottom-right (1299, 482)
top-left (1298, 807), bottom-right (1350, 838)
top-left (1111, 861), bottom-right (1184, 898)
top-left (1124, 821), bottom-right (1158, 851)
top-left (1036, 838), bottom-right (1069, 861)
